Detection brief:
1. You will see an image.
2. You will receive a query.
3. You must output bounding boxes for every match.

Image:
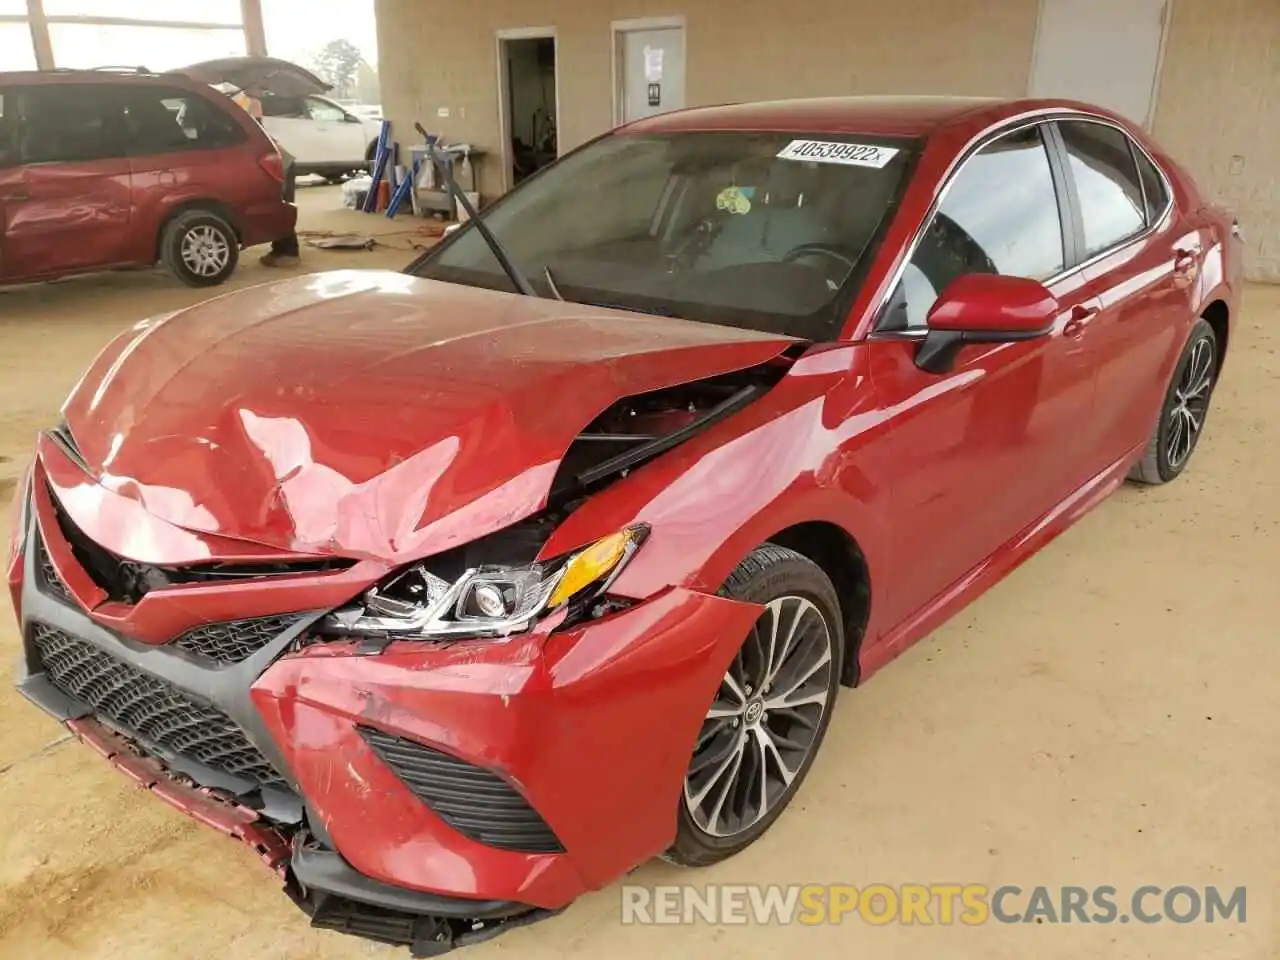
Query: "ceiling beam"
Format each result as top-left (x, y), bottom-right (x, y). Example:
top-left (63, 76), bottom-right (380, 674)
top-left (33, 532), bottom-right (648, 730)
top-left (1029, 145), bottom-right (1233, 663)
top-left (241, 0), bottom-right (267, 56)
top-left (40, 15), bottom-right (244, 30)
top-left (26, 0), bottom-right (54, 71)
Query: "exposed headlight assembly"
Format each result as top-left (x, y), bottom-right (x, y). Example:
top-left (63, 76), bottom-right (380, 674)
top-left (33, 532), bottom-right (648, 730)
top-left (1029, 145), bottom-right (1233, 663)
top-left (322, 524), bottom-right (649, 640)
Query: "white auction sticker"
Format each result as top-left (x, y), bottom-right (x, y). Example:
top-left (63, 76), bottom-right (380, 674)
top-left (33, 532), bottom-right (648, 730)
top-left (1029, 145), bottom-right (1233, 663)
top-left (777, 140), bottom-right (899, 168)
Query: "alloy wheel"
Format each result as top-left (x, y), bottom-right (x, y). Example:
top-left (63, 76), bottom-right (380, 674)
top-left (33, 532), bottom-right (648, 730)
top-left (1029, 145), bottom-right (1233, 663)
top-left (180, 225), bottom-right (232, 278)
top-left (683, 595), bottom-right (834, 838)
top-left (1166, 335), bottom-right (1215, 469)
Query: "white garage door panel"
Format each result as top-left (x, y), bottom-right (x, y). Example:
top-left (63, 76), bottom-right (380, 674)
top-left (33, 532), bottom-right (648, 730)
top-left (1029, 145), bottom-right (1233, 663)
top-left (1030, 0), bottom-right (1168, 126)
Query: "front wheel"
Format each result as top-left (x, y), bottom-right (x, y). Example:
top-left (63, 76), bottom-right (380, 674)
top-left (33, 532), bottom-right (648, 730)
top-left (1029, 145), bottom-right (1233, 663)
top-left (666, 545), bottom-right (843, 867)
top-left (1129, 318), bottom-right (1218, 484)
top-left (160, 209), bottom-right (238, 288)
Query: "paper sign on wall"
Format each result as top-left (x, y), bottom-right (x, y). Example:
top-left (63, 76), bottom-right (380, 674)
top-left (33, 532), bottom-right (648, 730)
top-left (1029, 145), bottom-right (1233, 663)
top-left (644, 45), bottom-right (664, 82)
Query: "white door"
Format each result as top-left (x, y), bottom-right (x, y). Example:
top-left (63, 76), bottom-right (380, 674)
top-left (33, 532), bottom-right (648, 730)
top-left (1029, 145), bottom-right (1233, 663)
top-left (617, 25), bottom-right (686, 124)
top-left (1029, 0), bottom-right (1168, 127)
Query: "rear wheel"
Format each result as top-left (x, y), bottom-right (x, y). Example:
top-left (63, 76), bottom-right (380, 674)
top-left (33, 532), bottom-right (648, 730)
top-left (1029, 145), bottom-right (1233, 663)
top-left (1129, 318), bottom-right (1218, 484)
top-left (666, 545), bottom-right (843, 866)
top-left (160, 209), bottom-right (238, 288)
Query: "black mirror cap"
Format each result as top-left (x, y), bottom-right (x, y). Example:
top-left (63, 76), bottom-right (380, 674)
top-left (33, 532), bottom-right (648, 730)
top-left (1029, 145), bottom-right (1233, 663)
top-left (913, 322), bottom-right (1053, 375)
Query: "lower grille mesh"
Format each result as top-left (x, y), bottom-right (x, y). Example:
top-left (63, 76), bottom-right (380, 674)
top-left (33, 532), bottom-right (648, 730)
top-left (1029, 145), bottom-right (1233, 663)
top-left (31, 624), bottom-right (286, 790)
top-left (173, 615), bottom-right (302, 664)
top-left (359, 726), bottom-right (564, 854)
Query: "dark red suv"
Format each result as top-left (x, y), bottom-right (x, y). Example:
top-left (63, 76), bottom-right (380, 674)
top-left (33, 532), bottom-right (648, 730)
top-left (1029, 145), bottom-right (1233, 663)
top-left (0, 70), bottom-right (296, 287)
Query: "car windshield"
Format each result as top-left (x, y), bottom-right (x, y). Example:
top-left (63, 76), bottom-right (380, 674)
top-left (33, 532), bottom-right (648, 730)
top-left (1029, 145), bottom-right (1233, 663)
top-left (410, 131), bottom-right (918, 340)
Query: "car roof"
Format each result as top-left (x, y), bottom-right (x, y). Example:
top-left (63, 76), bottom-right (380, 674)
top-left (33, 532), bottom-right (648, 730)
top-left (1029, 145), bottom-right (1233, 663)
top-left (620, 95), bottom-right (1113, 138)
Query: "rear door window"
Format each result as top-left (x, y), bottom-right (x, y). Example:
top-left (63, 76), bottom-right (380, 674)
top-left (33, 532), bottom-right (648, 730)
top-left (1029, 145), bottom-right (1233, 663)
top-left (883, 124), bottom-right (1065, 330)
top-left (1057, 120), bottom-right (1147, 257)
top-left (119, 85), bottom-right (247, 154)
top-left (305, 97), bottom-right (348, 122)
top-left (16, 85), bottom-right (128, 164)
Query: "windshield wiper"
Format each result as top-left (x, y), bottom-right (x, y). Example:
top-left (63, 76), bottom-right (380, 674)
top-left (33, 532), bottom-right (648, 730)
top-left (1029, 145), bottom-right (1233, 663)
top-left (543, 264), bottom-right (565, 300)
top-left (416, 122), bottom-right (538, 298)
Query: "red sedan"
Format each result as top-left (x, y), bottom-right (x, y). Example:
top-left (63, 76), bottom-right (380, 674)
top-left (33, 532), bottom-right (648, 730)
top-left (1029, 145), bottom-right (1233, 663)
top-left (7, 97), bottom-right (1238, 953)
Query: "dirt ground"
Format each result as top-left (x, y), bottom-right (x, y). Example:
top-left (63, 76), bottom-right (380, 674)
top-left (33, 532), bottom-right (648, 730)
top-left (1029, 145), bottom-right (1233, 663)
top-left (0, 187), bottom-right (1275, 958)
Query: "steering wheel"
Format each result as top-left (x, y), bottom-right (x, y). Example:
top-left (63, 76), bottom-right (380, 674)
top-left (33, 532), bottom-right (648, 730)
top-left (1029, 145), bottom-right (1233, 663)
top-left (781, 242), bottom-right (857, 287)
top-left (782, 243), bottom-right (857, 271)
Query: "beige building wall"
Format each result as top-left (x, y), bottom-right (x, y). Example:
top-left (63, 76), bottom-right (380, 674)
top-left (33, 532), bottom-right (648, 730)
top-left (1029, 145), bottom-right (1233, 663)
top-left (377, 0), bottom-right (1278, 280)
top-left (1153, 0), bottom-right (1280, 281)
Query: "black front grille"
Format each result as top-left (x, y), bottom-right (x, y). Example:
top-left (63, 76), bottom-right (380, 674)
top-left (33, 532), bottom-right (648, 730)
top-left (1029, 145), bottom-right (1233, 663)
top-left (44, 483), bottom-right (353, 606)
top-left (34, 531), bottom-right (75, 606)
top-left (31, 623), bottom-right (286, 790)
top-left (173, 615), bottom-right (302, 664)
top-left (360, 727), bottom-right (563, 854)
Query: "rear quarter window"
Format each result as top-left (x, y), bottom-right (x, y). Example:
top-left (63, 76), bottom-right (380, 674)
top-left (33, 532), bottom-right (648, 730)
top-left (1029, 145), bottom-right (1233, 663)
top-left (1134, 147), bottom-right (1170, 223)
top-left (119, 84), bottom-right (247, 155)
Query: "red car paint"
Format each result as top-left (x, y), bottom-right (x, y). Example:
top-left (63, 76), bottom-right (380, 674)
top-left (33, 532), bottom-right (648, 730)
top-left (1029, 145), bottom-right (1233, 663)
top-left (0, 71), bottom-right (295, 285)
top-left (57, 271), bottom-right (795, 562)
top-left (9, 98), bottom-right (1240, 931)
top-left (926, 274), bottom-right (1060, 334)
top-left (68, 715), bottom-right (292, 874)
top-left (251, 587), bottom-right (763, 905)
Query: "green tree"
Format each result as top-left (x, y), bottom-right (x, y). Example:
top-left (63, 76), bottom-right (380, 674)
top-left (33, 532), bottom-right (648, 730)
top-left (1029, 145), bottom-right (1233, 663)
top-left (312, 39), bottom-right (363, 99)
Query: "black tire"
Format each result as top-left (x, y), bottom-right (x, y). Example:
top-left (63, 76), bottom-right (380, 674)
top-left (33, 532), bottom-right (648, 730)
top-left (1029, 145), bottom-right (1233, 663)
top-left (665, 544), bottom-right (844, 867)
top-left (1129, 318), bottom-right (1218, 485)
top-left (160, 209), bottom-right (239, 288)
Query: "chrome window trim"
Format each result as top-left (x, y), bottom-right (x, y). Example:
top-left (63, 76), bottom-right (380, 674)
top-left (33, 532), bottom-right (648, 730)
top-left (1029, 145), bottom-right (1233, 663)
top-left (869, 111), bottom-right (1175, 337)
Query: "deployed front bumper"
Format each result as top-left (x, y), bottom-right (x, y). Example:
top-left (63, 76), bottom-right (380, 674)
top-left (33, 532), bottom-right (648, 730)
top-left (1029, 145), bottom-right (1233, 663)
top-left (8, 470), bottom-right (761, 952)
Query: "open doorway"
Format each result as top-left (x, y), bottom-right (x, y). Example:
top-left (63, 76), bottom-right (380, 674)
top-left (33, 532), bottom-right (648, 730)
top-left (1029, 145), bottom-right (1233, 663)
top-left (497, 30), bottom-right (558, 190)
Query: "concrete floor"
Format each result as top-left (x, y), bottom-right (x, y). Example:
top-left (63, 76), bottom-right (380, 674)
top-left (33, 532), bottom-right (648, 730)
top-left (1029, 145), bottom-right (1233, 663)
top-left (0, 191), bottom-right (1275, 958)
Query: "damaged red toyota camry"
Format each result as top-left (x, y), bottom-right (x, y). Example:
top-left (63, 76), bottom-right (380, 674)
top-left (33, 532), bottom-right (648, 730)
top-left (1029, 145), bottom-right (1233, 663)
top-left (7, 97), bottom-right (1239, 954)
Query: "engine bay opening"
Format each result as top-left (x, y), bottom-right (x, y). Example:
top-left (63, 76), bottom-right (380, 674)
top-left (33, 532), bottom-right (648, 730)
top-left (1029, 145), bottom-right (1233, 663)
top-left (549, 355), bottom-right (794, 501)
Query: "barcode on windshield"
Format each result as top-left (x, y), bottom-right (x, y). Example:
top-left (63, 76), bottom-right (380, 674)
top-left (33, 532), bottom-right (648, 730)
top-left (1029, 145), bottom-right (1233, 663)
top-left (777, 140), bottom-right (899, 168)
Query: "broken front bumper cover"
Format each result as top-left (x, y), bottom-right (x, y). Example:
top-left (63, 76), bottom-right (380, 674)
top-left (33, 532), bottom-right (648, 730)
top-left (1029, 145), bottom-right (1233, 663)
top-left (52, 715), bottom-right (558, 956)
top-left (11, 477), bottom-right (764, 953)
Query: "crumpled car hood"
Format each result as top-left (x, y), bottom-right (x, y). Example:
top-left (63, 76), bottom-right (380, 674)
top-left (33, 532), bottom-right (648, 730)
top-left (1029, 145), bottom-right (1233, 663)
top-left (57, 271), bottom-right (793, 563)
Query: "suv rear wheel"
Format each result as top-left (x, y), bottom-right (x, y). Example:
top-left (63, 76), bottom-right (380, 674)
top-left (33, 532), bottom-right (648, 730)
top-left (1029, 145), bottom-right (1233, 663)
top-left (160, 209), bottom-right (239, 287)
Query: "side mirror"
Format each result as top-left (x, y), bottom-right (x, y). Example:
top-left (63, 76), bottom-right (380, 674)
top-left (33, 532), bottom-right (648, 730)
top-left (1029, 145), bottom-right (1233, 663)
top-left (915, 273), bottom-right (1058, 374)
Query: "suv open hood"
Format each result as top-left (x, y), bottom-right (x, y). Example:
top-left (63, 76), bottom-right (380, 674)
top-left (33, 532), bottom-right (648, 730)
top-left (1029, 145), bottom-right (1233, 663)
top-left (170, 56), bottom-right (331, 99)
top-left (55, 272), bottom-right (793, 563)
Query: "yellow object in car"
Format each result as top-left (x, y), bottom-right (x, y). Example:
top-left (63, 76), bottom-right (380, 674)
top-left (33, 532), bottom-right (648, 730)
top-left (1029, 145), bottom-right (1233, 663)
top-left (716, 185), bottom-right (753, 216)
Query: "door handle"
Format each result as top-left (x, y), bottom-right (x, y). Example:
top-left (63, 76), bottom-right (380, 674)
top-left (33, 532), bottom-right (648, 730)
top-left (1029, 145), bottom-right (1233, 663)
top-left (0, 190), bottom-right (30, 202)
top-left (1063, 304), bottom-right (1098, 339)
top-left (1173, 248), bottom-right (1198, 274)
